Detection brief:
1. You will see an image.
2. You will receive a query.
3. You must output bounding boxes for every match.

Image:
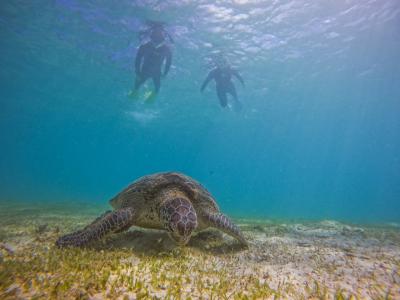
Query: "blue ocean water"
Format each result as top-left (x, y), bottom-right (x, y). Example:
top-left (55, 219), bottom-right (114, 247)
top-left (0, 0), bottom-right (399, 222)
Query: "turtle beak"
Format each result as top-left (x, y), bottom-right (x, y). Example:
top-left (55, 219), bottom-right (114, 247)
top-left (168, 232), bottom-right (190, 246)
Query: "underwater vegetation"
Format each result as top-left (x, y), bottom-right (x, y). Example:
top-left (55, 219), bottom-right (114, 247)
top-left (0, 0), bottom-right (399, 298)
top-left (1, 202), bottom-right (399, 299)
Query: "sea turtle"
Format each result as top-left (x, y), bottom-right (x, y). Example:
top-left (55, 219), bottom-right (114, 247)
top-left (56, 172), bottom-right (247, 247)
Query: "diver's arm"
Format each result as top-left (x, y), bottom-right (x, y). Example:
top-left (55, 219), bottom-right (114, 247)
top-left (200, 70), bottom-right (214, 92)
top-left (134, 45), bottom-right (145, 75)
top-left (163, 47), bottom-right (172, 76)
top-left (232, 70), bottom-right (245, 86)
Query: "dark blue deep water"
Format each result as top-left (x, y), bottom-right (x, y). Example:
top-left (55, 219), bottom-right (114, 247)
top-left (1, 0), bottom-right (399, 222)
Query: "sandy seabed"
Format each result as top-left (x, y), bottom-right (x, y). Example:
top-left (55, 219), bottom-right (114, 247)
top-left (0, 202), bottom-right (399, 299)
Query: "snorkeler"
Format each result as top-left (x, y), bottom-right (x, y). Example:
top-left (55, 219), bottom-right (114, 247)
top-left (129, 23), bottom-right (172, 102)
top-left (200, 58), bottom-right (245, 111)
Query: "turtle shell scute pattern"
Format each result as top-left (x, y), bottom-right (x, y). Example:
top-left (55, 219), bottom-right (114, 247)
top-left (110, 172), bottom-right (219, 213)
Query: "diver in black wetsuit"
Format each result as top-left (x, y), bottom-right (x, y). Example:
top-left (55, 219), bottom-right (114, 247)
top-left (129, 26), bottom-right (172, 101)
top-left (200, 59), bottom-right (245, 111)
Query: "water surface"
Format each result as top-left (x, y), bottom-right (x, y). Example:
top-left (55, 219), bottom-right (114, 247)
top-left (1, 0), bottom-right (399, 222)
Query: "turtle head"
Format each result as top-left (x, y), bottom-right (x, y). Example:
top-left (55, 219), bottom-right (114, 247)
top-left (160, 197), bottom-right (198, 245)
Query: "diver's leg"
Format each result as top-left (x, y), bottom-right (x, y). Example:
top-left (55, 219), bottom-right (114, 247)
top-left (134, 74), bottom-right (147, 90)
top-left (216, 86), bottom-right (228, 108)
top-left (129, 74), bottom-right (148, 98)
top-left (144, 75), bottom-right (160, 102)
top-left (228, 83), bottom-right (238, 100)
top-left (228, 84), bottom-right (242, 112)
top-left (152, 75), bottom-right (161, 94)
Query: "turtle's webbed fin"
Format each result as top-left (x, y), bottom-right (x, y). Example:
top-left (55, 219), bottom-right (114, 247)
top-left (56, 207), bottom-right (135, 248)
top-left (204, 213), bottom-right (247, 246)
top-left (82, 210), bottom-right (112, 231)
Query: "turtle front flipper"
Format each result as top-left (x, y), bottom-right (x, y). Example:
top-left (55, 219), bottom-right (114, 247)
top-left (203, 213), bottom-right (247, 246)
top-left (56, 207), bottom-right (135, 248)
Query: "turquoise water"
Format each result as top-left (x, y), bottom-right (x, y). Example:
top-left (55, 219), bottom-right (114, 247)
top-left (0, 0), bottom-right (399, 222)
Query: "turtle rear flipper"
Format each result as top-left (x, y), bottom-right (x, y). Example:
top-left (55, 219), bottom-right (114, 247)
top-left (204, 213), bottom-right (247, 246)
top-left (56, 207), bottom-right (135, 248)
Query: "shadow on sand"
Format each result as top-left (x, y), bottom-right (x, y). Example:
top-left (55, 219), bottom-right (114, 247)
top-left (89, 228), bottom-right (247, 256)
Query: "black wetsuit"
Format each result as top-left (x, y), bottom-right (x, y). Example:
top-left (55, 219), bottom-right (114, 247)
top-left (134, 41), bottom-right (172, 93)
top-left (200, 67), bottom-right (244, 109)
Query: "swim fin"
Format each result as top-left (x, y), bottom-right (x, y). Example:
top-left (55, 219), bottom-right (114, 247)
top-left (128, 89), bottom-right (139, 100)
top-left (144, 91), bottom-right (157, 103)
